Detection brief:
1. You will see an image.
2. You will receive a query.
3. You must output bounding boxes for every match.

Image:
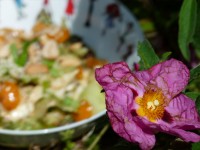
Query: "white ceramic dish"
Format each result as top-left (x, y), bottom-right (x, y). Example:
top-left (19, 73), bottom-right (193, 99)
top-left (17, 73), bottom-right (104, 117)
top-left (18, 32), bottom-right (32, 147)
top-left (0, 0), bottom-right (144, 148)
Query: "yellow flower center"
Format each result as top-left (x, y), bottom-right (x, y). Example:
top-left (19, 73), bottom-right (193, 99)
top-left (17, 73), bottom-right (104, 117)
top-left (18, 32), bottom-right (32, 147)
top-left (136, 87), bottom-right (165, 122)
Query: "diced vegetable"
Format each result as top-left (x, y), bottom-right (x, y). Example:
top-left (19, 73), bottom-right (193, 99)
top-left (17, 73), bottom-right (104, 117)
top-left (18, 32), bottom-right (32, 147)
top-left (80, 74), bottom-right (105, 114)
top-left (73, 100), bottom-right (93, 121)
top-left (0, 82), bottom-right (20, 111)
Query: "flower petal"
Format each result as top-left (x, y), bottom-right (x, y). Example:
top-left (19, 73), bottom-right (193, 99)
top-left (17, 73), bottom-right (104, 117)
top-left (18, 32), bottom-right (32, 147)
top-left (95, 59), bottom-right (198, 148)
top-left (158, 122), bottom-right (200, 142)
top-left (165, 94), bottom-right (200, 129)
top-left (135, 59), bottom-right (189, 99)
top-left (155, 94), bottom-right (200, 142)
top-left (95, 62), bottom-right (145, 96)
top-left (95, 62), bottom-right (130, 88)
top-left (106, 84), bottom-right (156, 149)
top-left (169, 128), bottom-right (200, 142)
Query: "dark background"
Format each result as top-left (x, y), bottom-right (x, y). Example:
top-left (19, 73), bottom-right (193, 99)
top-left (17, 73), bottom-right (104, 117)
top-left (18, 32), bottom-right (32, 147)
top-left (0, 1), bottom-right (193, 150)
top-left (120, 0), bottom-right (187, 64)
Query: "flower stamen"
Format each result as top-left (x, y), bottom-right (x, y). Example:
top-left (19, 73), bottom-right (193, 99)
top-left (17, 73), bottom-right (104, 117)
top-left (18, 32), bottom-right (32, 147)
top-left (154, 99), bottom-right (159, 106)
top-left (136, 87), bottom-right (166, 122)
top-left (147, 101), bottom-right (155, 110)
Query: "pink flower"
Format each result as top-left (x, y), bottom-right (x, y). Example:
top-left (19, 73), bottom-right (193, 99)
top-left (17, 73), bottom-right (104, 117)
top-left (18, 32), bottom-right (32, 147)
top-left (95, 59), bottom-right (200, 150)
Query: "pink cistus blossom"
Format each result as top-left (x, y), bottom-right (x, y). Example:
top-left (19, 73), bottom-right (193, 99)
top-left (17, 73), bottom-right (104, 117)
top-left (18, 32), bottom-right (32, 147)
top-left (95, 59), bottom-right (200, 150)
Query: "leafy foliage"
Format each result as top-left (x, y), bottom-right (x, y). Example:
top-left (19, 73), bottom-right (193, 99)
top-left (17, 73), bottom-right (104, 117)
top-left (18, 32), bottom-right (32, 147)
top-left (138, 40), bottom-right (173, 70)
top-left (186, 65), bottom-right (200, 100)
top-left (160, 52), bottom-right (172, 62)
top-left (185, 92), bottom-right (200, 101)
top-left (178, 0), bottom-right (198, 61)
top-left (192, 0), bottom-right (200, 53)
top-left (192, 142), bottom-right (200, 150)
top-left (190, 65), bottom-right (200, 83)
top-left (138, 40), bottom-right (159, 70)
top-left (195, 96), bottom-right (200, 115)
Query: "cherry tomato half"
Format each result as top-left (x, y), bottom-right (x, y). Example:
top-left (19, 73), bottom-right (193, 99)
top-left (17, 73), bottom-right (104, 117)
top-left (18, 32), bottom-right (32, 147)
top-left (73, 100), bottom-right (93, 121)
top-left (0, 82), bottom-right (20, 111)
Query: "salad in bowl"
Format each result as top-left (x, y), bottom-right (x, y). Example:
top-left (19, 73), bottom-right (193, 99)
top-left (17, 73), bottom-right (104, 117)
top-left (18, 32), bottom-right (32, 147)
top-left (0, 21), bottom-right (106, 130)
top-left (0, 0), bottom-right (143, 148)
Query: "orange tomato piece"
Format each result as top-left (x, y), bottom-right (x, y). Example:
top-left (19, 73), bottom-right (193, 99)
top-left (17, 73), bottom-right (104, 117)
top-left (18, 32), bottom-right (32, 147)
top-left (0, 82), bottom-right (20, 111)
top-left (32, 22), bottom-right (49, 34)
top-left (47, 27), bottom-right (70, 43)
top-left (73, 100), bottom-right (93, 121)
top-left (75, 66), bottom-right (83, 80)
top-left (86, 56), bottom-right (107, 68)
top-left (0, 35), bottom-right (6, 44)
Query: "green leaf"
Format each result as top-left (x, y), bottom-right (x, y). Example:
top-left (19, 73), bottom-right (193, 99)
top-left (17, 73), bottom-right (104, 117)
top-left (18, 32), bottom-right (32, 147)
top-left (42, 81), bottom-right (51, 90)
top-left (63, 96), bottom-right (79, 109)
top-left (195, 95), bottom-right (200, 115)
top-left (50, 67), bottom-right (61, 77)
top-left (42, 59), bottom-right (54, 68)
top-left (192, 0), bottom-right (200, 52)
top-left (17, 50), bottom-right (28, 66)
top-left (9, 43), bottom-right (19, 63)
top-left (42, 59), bottom-right (62, 77)
top-left (189, 65), bottom-right (200, 82)
top-left (160, 51), bottom-right (172, 62)
top-left (178, 0), bottom-right (197, 61)
top-left (10, 40), bottom-right (36, 66)
top-left (138, 40), bottom-right (159, 70)
top-left (184, 92), bottom-right (200, 100)
top-left (192, 142), bottom-right (200, 150)
top-left (10, 43), bottom-right (28, 66)
top-left (17, 41), bottom-right (30, 66)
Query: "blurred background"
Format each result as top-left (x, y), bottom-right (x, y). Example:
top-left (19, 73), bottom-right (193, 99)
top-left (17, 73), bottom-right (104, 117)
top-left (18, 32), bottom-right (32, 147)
top-left (120, 0), bottom-right (184, 62)
top-left (0, 0), bottom-right (197, 149)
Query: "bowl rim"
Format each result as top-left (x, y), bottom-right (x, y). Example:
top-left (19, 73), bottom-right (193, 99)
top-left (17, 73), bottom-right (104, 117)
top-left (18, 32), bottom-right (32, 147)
top-left (0, 110), bottom-right (107, 135)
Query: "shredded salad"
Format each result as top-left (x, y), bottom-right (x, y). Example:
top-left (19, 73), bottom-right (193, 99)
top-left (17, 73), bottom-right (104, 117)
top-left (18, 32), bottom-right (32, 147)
top-left (0, 22), bottom-right (106, 130)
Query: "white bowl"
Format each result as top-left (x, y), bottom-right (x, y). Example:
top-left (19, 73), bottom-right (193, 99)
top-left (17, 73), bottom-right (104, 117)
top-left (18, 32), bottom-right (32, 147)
top-left (0, 0), bottom-right (144, 147)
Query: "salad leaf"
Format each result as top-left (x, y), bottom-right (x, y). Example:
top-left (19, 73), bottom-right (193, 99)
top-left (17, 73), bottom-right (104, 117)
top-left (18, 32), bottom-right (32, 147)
top-left (10, 40), bottom-right (36, 66)
top-left (50, 67), bottom-right (61, 77)
top-left (63, 96), bottom-right (79, 110)
top-left (42, 59), bottom-right (55, 68)
top-left (42, 60), bottom-right (64, 77)
top-left (9, 43), bottom-right (19, 64)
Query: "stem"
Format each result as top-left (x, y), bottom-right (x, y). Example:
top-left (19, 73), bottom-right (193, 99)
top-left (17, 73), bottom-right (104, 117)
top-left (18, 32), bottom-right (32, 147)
top-left (87, 124), bottom-right (109, 150)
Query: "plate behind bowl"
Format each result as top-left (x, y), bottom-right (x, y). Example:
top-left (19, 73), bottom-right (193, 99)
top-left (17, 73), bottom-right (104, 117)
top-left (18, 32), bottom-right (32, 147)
top-left (0, 0), bottom-right (144, 148)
